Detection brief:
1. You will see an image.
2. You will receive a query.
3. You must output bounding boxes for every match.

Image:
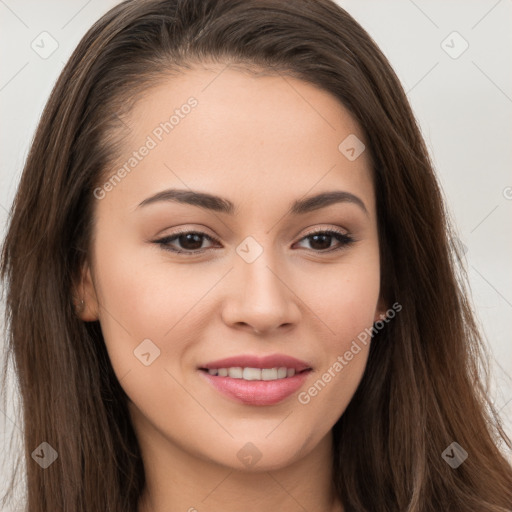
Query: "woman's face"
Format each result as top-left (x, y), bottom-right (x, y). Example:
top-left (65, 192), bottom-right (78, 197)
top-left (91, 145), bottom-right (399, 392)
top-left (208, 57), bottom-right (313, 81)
top-left (80, 66), bottom-right (385, 471)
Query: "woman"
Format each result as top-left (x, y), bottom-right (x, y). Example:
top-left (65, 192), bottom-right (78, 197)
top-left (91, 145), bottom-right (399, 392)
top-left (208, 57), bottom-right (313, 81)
top-left (1, 0), bottom-right (511, 510)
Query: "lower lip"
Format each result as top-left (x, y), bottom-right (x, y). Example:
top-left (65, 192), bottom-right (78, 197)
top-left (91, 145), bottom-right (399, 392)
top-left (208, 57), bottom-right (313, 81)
top-left (200, 370), bottom-right (311, 406)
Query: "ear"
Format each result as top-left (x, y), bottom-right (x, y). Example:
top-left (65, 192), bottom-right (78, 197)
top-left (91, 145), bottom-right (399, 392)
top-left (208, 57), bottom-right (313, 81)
top-left (373, 295), bottom-right (388, 323)
top-left (73, 262), bottom-right (100, 322)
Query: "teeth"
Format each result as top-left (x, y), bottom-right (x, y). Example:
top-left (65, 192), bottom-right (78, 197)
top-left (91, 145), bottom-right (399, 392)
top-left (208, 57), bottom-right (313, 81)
top-left (277, 367), bottom-right (287, 379)
top-left (205, 366), bottom-right (299, 381)
top-left (262, 368), bottom-right (277, 380)
top-left (228, 367), bottom-right (243, 379)
top-left (243, 367), bottom-right (261, 380)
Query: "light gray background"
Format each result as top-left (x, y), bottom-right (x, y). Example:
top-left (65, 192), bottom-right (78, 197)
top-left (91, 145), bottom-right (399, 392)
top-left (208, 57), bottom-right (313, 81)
top-left (1, 0), bottom-right (511, 506)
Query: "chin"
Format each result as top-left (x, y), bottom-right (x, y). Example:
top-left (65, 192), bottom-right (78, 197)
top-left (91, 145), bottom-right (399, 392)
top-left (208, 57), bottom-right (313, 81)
top-left (200, 430), bottom-right (318, 473)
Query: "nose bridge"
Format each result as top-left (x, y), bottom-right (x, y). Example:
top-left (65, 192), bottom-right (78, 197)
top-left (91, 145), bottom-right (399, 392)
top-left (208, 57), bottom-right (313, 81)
top-left (237, 237), bottom-right (286, 304)
top-left (222, 234), bottom-right (300, 332)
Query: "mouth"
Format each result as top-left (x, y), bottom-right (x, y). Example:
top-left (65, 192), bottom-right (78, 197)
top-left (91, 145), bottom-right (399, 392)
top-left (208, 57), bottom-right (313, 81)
top-left (198, 354), bottom-right (313, 406)
top-left (199, 366), bottom-right (306, 380)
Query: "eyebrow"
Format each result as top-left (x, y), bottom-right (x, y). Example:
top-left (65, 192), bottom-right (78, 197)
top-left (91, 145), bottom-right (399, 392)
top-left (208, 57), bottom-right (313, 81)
top-left (136, 188), bottom-right (368, 216)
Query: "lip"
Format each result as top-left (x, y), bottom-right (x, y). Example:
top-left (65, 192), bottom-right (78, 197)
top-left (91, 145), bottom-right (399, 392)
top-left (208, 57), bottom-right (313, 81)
top-left (200, 370), bottom-right (311, 406)
top-left (198, 353), bottom-right (313, 406)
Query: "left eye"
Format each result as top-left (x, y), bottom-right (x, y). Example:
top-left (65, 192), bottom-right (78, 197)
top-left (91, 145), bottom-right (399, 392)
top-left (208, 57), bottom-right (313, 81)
top-left (295, 230), bottom-right (355, 252)
top-left (154, 231), bottom-right (218, 254)
top-left (154, 229), bottom-right (354, 255)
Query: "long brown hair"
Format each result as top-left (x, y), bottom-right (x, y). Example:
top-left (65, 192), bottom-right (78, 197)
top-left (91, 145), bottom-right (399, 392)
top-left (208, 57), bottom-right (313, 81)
top-left (2, 0), bottom-right (511, 510)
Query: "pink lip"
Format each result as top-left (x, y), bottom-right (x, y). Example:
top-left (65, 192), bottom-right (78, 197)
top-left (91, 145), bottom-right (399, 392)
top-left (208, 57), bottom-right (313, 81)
top-left (200, 370), bottom-right (311, 406)
top-left (200, 354), bottom-right (312, 372)
top-left (198, 353), bottom-right (312, 406)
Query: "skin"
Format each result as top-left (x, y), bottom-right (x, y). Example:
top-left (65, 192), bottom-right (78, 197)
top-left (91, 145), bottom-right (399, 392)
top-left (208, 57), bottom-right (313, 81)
top-left (77, 65), bottom-right (386, 512)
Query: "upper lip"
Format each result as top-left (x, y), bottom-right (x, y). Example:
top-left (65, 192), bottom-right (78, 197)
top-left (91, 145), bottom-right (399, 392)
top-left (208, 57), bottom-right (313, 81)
top-left (200, 354), bottom-right (312, 372)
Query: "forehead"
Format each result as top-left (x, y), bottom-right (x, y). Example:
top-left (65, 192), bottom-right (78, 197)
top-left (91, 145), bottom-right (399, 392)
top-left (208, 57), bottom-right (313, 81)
top-left (100, 66), bottom-right (375, 217)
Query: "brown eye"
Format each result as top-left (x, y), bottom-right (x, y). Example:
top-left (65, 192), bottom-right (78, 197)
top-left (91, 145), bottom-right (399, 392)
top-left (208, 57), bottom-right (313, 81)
top-left (154, 228), bottom-right (355, 256)
top-left (154, 231), bottom-right (218, 254)
top-left (295, 230), bottom-right (355, 252)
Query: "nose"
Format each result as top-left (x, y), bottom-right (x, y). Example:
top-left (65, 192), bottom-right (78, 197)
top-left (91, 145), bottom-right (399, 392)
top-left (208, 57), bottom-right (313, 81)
top-left (221, 254), bottom-right (301, 336)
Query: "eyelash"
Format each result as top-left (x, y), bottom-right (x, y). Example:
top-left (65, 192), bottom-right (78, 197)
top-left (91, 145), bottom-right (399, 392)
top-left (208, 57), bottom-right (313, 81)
top-left (153, 228), bottom-right (355, 256)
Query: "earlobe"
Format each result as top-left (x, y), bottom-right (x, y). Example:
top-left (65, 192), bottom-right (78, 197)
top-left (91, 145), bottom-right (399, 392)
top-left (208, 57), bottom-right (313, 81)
top-left (374, 295), bottom-right (388, 323)
top-left (74, 263), bottom-right (100, 322)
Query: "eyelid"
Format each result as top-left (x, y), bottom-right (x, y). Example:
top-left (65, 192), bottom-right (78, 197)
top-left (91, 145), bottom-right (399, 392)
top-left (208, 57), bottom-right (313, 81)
top-left (152, 228), bottom-right (219, 255)
top-left (154, 224), bottom-right (351, 241)
top-left (152, 225), bottom-right (355, 255)
top-left (300, 225), bottom-right (349, 238)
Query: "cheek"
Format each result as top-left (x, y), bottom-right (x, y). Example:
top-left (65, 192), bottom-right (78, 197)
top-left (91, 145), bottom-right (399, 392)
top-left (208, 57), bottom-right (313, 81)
top-left (94, 225), bottom-right (202, 325)
top-left (295, 274), bottom-right (377, 422)
top-left (305, 253), bottom-right (381, 347)
top-left (91, 236), bottom-right (185, 372)
top-left (297, 255), bottom-right (379, 408)
top-left (91, 243), bottom-right (213, 437)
